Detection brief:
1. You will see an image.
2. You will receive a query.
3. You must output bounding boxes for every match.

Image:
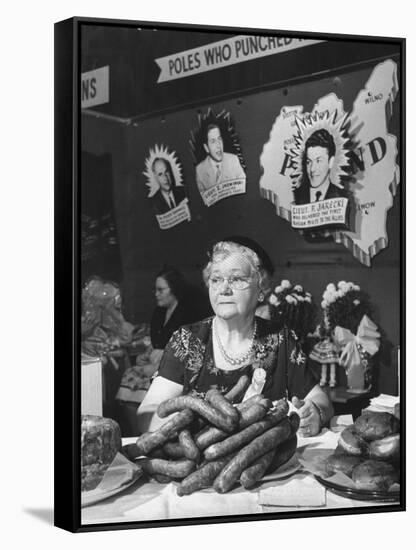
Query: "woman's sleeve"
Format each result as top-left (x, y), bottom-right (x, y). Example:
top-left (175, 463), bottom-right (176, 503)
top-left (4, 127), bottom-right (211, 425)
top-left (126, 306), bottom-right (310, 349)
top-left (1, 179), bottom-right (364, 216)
top-left (264, 330), bottom-right (319, 401)
top-left (156, 328), bottom-right (188, 386)
top-left (287, 357), bottom-right (319, 400)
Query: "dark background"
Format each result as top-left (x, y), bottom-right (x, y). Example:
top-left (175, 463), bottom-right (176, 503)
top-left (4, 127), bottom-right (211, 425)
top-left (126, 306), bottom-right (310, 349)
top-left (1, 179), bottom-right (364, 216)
top-left (80, 23), bottom-right (401, 395)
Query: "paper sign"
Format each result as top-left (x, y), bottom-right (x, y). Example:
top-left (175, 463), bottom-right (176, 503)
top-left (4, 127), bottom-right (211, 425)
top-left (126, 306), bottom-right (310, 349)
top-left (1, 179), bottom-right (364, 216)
top-left (291, 198), bottom-right (349, 228)
top-left (201, 179), bottom-right (246, 207)
top-left (155, 199), bottom-right (191, 230)
top-left (81, 66), bottom-right (110, 108)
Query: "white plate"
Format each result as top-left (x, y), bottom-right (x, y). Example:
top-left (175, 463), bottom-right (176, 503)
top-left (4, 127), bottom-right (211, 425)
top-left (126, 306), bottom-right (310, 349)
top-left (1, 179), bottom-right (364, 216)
top-left (261, 453), bottom-right (301, 482)
top-left (197, 453), bottom-right (302, 494)
top-left (81, 464), bottom-right (143, 507)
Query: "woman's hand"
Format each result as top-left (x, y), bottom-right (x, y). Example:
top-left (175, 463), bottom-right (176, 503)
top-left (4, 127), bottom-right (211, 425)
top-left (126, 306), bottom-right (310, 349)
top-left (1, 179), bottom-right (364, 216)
top-left (138, 362), bottom-right (159, 378)
top-left (150, 348), bottom-right (164, 367)
top-left (291, 396), bottom-right (321, 437)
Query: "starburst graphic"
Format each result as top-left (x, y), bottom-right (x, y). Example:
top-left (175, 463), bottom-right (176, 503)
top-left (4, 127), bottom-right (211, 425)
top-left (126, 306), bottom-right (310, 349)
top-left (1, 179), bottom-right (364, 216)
top-left (290, 110), bottom-right (351, 190)
top-left (143, 145), bottom-right (184, 197)
top-left (189, 107), bottom-right (245, 170)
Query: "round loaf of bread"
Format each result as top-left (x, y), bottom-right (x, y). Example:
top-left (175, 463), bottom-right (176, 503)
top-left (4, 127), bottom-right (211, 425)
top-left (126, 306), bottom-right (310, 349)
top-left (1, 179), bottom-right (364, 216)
top-left (352, 459), bottom-right (398, 491)
top-left (81, 415), bottom-right (122, 491)
top-left (338, 425), bottom-right (368, 456)
top-left (354, 412), bottom-right (400, 442)
top-left (368, 434), bottom-right (400, 461)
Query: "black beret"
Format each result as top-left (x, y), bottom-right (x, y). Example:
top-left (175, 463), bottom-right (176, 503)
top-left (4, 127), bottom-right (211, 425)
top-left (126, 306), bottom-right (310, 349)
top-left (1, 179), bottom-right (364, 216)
top-left (208, 235), bottom-right (274, 276)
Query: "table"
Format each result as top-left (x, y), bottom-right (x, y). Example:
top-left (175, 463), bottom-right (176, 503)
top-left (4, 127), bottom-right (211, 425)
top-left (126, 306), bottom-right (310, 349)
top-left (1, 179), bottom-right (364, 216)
top-left (81, 419), bottom-right (395, 526)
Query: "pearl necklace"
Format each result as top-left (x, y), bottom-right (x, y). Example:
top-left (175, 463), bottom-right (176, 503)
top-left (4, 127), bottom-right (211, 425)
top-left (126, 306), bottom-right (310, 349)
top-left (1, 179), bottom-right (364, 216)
top-left (213, 318), bottom-right (257, 366)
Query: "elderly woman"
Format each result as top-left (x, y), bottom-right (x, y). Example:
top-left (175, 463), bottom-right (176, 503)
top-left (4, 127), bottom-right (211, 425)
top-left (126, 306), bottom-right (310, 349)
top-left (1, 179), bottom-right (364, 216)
top-left (137, 238), bottom-right (333, 435)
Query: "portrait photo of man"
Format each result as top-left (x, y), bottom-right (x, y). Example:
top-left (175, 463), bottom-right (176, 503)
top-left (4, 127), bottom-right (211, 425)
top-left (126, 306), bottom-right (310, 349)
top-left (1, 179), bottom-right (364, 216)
top-left (196, 123), bottom-right (246, 194)
top-left (294, 128), bottom-right (346, 205)
top-left (151, 157), bottom-right (186, 215)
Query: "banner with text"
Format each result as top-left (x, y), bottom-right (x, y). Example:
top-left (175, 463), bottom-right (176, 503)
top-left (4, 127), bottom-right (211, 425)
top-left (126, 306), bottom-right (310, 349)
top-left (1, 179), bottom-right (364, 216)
top-left (155, 36), bottom-right (322, 83)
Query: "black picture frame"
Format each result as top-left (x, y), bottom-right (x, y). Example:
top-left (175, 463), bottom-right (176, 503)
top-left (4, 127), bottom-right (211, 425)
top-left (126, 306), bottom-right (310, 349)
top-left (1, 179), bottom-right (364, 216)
top-left (54, 16), bottom-right (405, 533)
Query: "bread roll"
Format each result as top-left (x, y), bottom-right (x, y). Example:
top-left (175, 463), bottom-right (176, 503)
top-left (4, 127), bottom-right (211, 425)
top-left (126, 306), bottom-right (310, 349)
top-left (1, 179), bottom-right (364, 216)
top-left (338, 425), bottom-right (368, 456)
top-left (354, 412), bottom-right (400, 442)
top-left (368, 434), bottom-right (400, 461)
top-left (325, 453), bottom-right (363, 477)
top-left (352, 459), bottom-right (398, 491)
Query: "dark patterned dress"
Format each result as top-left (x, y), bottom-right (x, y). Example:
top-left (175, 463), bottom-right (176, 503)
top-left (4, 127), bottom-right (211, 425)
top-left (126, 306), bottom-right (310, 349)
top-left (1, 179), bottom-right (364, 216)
top-left (157, 316), bottom-right (318, 400)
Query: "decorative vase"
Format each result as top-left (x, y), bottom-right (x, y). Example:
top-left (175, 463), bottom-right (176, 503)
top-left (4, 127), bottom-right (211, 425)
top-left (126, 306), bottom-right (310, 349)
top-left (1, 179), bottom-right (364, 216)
top-left (346, 363), bottom-right (365, 392)
top-left (346, 348), bottom-right (373, 394)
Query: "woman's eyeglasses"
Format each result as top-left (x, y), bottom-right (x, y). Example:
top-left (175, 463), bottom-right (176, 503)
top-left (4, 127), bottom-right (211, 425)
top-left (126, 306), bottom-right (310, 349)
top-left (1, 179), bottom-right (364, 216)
top-left (208, 276), bottom-right (253, 290)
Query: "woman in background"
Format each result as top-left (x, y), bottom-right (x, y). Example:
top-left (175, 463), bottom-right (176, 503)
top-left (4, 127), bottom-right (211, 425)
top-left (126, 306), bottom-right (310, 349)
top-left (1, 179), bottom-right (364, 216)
top-left (150, 266), bottom-right (200, 367)
top-left (117, 266), bottom-right (205, 435)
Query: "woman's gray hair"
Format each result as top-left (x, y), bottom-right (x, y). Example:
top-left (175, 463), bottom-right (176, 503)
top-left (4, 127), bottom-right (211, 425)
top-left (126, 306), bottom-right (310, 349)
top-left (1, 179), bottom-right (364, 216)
top-left (203, 241), bottom-right (272, 294)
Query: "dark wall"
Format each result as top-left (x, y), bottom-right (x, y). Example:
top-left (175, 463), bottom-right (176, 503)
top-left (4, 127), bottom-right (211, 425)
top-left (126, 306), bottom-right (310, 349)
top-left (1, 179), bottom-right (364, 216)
top-left (81, 23), bottom-right (400, 120)
top-left (81, 60), bottom-right (400, 395)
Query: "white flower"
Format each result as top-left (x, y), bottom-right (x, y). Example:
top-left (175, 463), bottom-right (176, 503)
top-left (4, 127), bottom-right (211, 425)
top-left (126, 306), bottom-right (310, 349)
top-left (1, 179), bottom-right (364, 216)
top-left (285, 295), bottom-right (297, 304)
top-left (295, 352), bottom-right (306, 365)
top-left (353, 285), bottom-right (361, 291)
top-left (304, 296), bottom-right (312, 303)
top-left (294, 285), bottom-right (303, 293)
top-left (294, 294), bottom-right (304, 302)
top-left (326, 283), bottom-right (336, 292)
top-left (269, 294), bottom-right (278, 306)
top-left (353, 299), bottom-right (360, 306)
top-left (281, 280), bottom-right (292, 289)
top-left (346, 282), bottom-right (355, 291)
top-left (274, 285), bottom-right (283, 294)
top-left (305, 292), bottom-right (312, 298)
top-left (321, 300), bottom-right (328, 309)
top-left (323, 290), bottom-right (332, 302)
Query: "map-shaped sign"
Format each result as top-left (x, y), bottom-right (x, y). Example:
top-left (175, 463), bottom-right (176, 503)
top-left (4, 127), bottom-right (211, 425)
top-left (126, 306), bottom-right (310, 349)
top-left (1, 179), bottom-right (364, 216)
top-left (259, 60), bottom-right (399, 266)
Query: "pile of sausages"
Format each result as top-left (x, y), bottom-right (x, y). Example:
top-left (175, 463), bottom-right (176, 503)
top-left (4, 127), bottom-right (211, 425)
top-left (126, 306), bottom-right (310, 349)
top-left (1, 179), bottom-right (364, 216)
top-left (123, 375), bottom-right (300, 495)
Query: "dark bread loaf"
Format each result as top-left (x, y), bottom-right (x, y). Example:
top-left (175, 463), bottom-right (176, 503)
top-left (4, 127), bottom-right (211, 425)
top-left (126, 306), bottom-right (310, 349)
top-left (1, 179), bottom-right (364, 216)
top-left (354, 412), bottom-right (400, 442)
top-left (325, 453), bottom-right (363, 477)
top-left (352, 459), bottom-right (398, 491)
top-left (81, 415), bottom-right (122, 491)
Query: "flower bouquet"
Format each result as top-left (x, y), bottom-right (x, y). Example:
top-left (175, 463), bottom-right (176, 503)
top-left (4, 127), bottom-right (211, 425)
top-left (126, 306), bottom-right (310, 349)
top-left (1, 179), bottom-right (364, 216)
top-left (268, 280), bottom-right (317, 342)
top-left (320, 281), bottom-right (381, 393)
top-left (267, 280), bottom-right (318, 369)
top-left (81, 277), bottom-right (135, 368)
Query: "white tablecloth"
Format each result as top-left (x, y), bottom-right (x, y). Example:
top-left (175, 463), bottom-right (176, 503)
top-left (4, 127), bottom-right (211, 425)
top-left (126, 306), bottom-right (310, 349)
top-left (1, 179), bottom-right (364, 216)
top-left (81, 416), bottom-right (394, 526)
